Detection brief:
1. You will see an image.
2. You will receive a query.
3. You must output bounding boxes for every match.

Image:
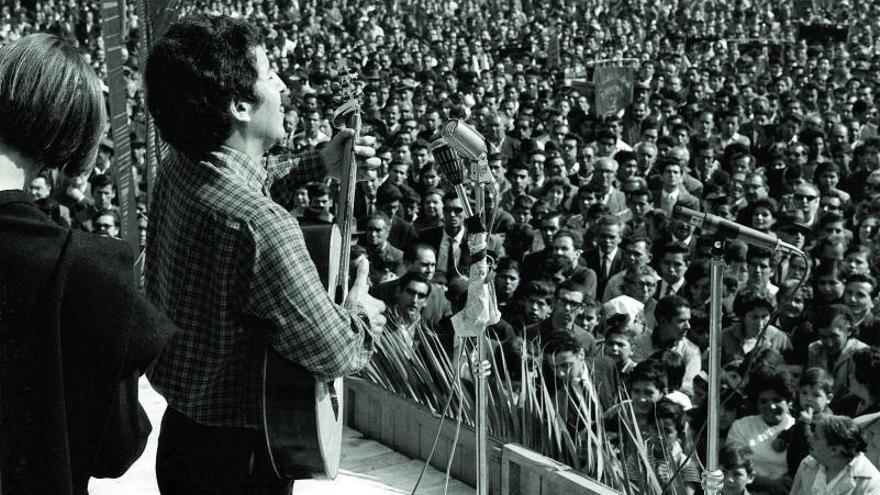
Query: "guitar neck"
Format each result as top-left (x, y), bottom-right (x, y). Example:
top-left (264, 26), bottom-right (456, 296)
top-left (334, 112), bottom-right (361, 302)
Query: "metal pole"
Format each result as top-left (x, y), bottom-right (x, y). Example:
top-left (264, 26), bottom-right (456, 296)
top-left (472, 171), bottom-right (489, 495)
top-left (476, 334), bottom-right (489, 495)
top-left (704, 240), bottom-right (726, 495)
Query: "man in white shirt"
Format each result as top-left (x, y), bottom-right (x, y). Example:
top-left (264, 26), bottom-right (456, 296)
top-left (651, 295), bottom-right (701, 395)
top-left (289, 109), bottom-right (330, 151)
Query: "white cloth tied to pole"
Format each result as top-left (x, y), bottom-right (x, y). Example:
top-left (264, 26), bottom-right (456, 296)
top-left (451, 232), bottom-right (501, 337)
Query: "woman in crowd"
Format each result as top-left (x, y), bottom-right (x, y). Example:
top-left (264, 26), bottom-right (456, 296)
top-left (726, 368), bottom-right (796, 495)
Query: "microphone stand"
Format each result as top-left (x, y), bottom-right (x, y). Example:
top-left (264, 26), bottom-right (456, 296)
top-left (470, 153), bottom-right (490, 495)
top-left (702, 239), bottom-right (725, 495)
top-left (433, 129), bottom-right (496, 495)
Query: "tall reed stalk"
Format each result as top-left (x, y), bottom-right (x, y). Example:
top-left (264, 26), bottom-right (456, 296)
top-left (362, 318), bottom-right (669, 494)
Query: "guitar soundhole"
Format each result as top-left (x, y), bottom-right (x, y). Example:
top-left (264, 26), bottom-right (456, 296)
top-left (329, 382), bottom-right (340, 418)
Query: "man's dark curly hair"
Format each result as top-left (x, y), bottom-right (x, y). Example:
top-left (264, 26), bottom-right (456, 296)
top-left (853, 346), bottom-right (880, 401)
top-left (818, 415), bottom-right (868, 461)
top-left (145, 14), bottom-right (263, 161)
top-left (732, 286), bottom-right (777, 318)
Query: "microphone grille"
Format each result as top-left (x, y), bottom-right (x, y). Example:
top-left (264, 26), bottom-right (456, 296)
top-left (430, 139), bottom-right (467, 185)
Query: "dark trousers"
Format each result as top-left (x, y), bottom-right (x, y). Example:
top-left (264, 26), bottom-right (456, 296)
top-left (156, 407), bottom-right (293, 495)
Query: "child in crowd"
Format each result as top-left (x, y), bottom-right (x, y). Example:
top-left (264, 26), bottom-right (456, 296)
top-left (691, 371), bottom-right (708, 407)
top-left (690, 377), bottom-right (747, 463)
top-left (649, 349), bottom-right (692, 410)
top-left (602, 326), bottom-right (637, 377)
top-left (812, 260), bottom-right (846, 305)
top-left (580, 297), bottom-right (601, 336)
top-left (719, 443), bottom-right (756, 495)
top-left (776, 367), bottom-right (834, 477)
top-left (612, 358), bottom-right (668, 426)
top-left (625, 398), bottom-right (700, 495)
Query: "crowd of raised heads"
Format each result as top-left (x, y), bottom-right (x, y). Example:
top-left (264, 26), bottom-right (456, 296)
top-left (7, 0), bottom-right (880, 493)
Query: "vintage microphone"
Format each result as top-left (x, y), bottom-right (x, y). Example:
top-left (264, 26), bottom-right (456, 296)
top-left (674, 205), bottom-right (804, 255)
top-left (440, 119), bottom-right (488, 162)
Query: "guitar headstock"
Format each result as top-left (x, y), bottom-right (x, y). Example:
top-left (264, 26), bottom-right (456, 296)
top-left (330, 58), bottom-right (364, 130)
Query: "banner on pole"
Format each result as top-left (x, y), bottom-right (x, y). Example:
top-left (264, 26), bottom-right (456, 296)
top-left (798, 23), bottom-right (850, 43)
top-left (593, 65), bottom-right (635, 116)
top-left (546, 29), bottom-right (560, 68)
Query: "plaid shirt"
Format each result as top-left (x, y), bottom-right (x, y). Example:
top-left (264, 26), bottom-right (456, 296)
top-left (145, 146), bottom-right (374, 428)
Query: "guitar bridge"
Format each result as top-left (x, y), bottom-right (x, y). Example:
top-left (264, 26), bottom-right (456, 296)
top-left (328, 381), bottom-right (340, 418)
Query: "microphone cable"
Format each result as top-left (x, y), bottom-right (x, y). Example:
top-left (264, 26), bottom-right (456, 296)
top-left (410, 338), bottom-right (467, 494)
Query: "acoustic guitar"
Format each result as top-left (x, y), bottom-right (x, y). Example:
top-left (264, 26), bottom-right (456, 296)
top-left (262, 62), bottom-right (363, 480)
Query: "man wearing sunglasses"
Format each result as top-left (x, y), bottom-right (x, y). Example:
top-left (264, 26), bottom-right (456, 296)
top-left (793, 182), bottom-right (822, 228)
top-left (418, 191), bottom-right (471, 285)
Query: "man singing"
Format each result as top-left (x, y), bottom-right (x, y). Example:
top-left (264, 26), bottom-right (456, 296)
top-left (144, 15), bottom-right (385, 494)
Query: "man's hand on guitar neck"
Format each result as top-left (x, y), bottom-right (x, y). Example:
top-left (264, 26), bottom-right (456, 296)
top-left (345, 255), bottom-right (386, 336)
top-left (321, 129), bottom-right (379, 181)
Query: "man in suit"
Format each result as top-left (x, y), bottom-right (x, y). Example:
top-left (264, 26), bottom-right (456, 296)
top-left (418, 191), bottom-right (470, 285)
top-left (592, 157), bottom-right (628, 217)
top-left (653, 158), bottom-right (701, 217)
top-left (669, 146), bottom-right (703, 197)
top-left (655, 242), bottom-right (692, 300)
top-left (524, 280), bottom-right (597, 356)
top-left (362, 212), bottom-right (404, 285)
top-left (370, 243), bottom-right (451, 327)
top-left (583, 215), bottom-right (625, 298)
top-left (484, 112), bottom-right (521, 163)
top-left (388, 272), bottom-right (433, 332)
top-left (739, 96), bottom-right (774, 157)
top-left (28, 172), bottom-right (71, 226)
top-left (499, 161), bottom-right (534, 213)
top-left (550, 229), bottom-right (598, 301)
top-left (521, 211), bottom-right (563, 282)
top-left (376, 182), bottom-right (418, 250)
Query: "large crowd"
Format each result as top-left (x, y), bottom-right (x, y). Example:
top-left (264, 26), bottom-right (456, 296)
top-left (7, 0), bottom-right (880, 493)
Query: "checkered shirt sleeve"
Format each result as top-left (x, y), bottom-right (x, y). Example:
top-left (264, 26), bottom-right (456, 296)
top-left (266, 150), bottom-right (327, 210)
top-left (146, 147), bottom-right (374, 428)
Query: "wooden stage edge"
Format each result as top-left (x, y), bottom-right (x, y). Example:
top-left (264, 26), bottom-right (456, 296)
top-left (344, 377), bottom-right (622, 495)
top-left (88, 377), bottom-right (621, 495)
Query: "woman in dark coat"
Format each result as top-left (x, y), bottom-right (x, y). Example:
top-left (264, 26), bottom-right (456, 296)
top-left (0, 34), bottom-right (175, 494)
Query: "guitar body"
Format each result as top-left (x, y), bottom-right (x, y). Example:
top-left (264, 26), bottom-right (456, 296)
top-left (262, 224), bottom-right (344, 480)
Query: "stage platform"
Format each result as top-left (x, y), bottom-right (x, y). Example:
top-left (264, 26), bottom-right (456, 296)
top-left (89, 377), bottom-right (474, 495)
